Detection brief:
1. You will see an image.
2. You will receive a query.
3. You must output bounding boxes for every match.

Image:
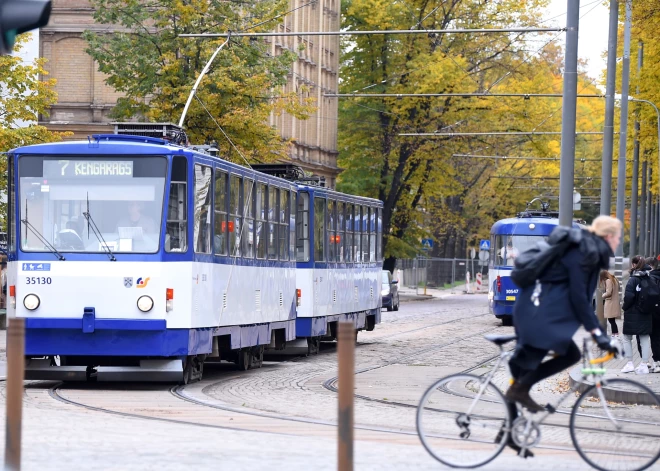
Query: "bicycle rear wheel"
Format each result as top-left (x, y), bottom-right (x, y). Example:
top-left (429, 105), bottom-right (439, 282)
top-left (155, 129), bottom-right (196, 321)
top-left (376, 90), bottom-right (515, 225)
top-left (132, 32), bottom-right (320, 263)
top-left (570, 378), bottom-right (660, 471)
top-left (416, 373), bottom-right (510, 468)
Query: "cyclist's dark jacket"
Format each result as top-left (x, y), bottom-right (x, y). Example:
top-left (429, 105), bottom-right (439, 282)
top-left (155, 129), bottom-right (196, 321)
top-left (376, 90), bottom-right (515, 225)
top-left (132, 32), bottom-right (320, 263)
top-left (512, 229), bottom-right (612, 361)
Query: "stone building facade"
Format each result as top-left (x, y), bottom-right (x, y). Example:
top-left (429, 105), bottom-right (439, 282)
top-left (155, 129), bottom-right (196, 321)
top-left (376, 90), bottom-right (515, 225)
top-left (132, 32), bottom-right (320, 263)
top-left (39, 0), bottom-right (341, 186)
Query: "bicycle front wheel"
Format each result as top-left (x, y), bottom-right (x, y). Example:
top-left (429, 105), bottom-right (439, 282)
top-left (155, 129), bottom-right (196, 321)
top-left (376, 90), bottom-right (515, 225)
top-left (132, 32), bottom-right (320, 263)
top-left (416, 373), bottom-right (510, 468)
top-left (570, 378), bottom-right (660, 471)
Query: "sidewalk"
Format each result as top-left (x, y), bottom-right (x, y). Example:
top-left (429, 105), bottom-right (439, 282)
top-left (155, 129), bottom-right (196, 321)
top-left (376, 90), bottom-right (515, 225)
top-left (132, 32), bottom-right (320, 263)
top-left (398, 285), bottom-right (487, 302)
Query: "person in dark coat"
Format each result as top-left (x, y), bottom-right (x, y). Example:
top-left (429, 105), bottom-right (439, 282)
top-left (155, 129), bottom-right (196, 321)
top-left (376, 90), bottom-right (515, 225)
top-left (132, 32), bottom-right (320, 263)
top-left (506, 215), bottom-right (622, 413)
top-left (647, 257), bottom-right (660, 373)
top-left (621, 256), bottom-right (654, 374)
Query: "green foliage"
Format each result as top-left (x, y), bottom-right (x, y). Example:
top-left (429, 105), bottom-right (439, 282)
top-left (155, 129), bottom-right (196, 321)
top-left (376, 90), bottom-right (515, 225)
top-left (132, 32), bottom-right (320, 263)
top-left (337, 0), bottom-right (605, 260)
top-left (83, 0), bottom-right (315, 164)
top-left (1, 35), bottom-right (69, 228)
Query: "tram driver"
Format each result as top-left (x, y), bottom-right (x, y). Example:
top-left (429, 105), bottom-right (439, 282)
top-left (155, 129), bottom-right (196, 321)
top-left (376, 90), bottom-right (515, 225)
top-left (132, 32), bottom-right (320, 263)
top-left (500, 239), bottom-right (519, 266)
top-left (117, 201), bottom-right (156, 234)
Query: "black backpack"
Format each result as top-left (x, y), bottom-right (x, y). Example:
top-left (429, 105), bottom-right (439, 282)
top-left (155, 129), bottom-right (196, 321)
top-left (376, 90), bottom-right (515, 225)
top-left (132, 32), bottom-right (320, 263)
top-left (510, 226), bottom-right (582, 288)
top-left (636, 275), bottom-right (660, 314)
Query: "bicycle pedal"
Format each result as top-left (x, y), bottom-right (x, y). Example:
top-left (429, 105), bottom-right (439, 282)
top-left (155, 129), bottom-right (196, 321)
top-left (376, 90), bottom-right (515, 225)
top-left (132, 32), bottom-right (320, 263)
top-left (544, 404), bottom-right (556, 413)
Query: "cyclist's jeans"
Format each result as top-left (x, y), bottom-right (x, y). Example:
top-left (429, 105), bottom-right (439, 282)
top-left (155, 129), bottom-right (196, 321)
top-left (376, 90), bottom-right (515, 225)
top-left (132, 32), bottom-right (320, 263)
top-left (622, 334), bottom-right (651, 362)
top-left (510, 341), bottom-right (581, 387)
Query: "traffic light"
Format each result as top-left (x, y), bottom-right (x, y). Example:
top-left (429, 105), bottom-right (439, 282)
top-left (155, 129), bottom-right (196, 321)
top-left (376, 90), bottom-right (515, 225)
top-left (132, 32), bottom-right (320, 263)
top-left (0, 0), bottom-right (51, 54)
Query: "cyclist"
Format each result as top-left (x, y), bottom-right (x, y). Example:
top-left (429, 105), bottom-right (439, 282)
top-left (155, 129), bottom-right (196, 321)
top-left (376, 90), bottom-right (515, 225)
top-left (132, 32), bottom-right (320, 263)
top-left (506, 215), bottom-right (622, 413)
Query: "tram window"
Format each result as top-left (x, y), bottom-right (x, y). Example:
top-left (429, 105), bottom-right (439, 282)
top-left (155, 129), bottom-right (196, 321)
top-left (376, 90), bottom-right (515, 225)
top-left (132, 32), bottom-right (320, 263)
top-left (314, 197), bottom-right (325, 262)
top-left (243, 179), bottom-right (255, 258)
top-left (361, 206), bottom-right (369, 262)
top-left (8, 159), bottom-right (14, 252)
top-left (327, 199), bottom-right (336, 262)
top-left (214, 171), bottom-right (228, 255)
top-left (354, 206), bottom-right (361, 263)
top-left (166, 156), bottom-right (188, 253)
top-left (268, 185), bottom-right (278, 260)
top-left (255, 183), bottom-right (266, 259)
top-left (377, 208), bottom-right (382, 262)
top-left (289, 191), bottom-right (296, 260)
top-left (345, 204), bottom-right (353, 263)
top-left (337, 201), bottom-right (345, 262)
top-left (494, 234), bottom-right (547, 266)
top-left (369, 207), bottom-right (376, 262)
top-left (296, 192), bottom-right (310, 262)
top-left (229, 174), bottom-right (242, 257)
top-left (193, 165), bottom-right (212, 254)
top-left (279, 189), bottom-right (289, 261)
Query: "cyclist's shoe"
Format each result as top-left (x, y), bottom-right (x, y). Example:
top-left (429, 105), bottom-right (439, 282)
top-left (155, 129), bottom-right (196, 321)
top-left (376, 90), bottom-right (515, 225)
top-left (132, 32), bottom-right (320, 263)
top-left (504, 381), bottom-right (545, 413)
top-left (652, 361), bottom-right (660, 373)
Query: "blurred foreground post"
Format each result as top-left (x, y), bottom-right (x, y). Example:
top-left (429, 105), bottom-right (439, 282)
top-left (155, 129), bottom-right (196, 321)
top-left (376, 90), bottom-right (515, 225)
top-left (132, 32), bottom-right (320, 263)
top-left (337, 322), bottom-right (354, 471)
top-left (5, 318), bottom-right (25, 471)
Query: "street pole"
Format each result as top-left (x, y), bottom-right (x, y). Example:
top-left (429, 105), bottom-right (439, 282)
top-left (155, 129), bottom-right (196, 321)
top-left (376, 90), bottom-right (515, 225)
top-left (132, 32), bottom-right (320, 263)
top-left (600, 0), bottom-right (619, 215)
top-left (631, 41), bottom-right (644, 256)
top-left (337, 322), bottom-right (355, 471)
top-left (558, 0), bottom-right (580, 227)
top-left (5, 318), bottom-right (25, 471)
top-left (647, 167), bottom-right (653, 255)
top-left (640, 160), bottom-right (647, 255)
top-left (616, 0), bottom-right (632, 256)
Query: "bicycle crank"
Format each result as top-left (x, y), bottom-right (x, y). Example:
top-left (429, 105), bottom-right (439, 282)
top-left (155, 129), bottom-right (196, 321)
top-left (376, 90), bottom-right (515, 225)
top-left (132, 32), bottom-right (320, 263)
top-left (510, 417), bottom-right (541, 448)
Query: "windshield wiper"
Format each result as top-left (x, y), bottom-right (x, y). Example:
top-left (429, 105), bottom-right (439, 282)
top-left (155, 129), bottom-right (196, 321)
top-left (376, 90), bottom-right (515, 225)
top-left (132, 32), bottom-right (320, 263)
top-left (21, 200), bottom-right (65, 261)
top-left (83, 193), bottom-right (116, 261)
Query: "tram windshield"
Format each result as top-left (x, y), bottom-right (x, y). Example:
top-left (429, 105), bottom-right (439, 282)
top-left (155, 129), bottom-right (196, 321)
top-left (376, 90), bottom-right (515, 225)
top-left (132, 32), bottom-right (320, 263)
top-left (493, 234), bottom-right (547, 267)
top-left (18, 156), bottom-right (167, 254)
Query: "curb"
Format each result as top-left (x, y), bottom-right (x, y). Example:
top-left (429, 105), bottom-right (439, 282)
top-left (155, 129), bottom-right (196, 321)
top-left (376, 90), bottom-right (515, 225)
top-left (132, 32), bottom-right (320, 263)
top-left (568, 365), bottom-right (659, 405)
top-left (399, 295), bottom-right (434, 303)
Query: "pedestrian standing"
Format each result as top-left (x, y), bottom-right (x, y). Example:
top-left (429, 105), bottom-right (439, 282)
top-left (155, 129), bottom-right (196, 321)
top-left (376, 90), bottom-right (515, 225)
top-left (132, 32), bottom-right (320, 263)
top-left (620, 256), bottom-right (654, 374)
top-left (646, 257), bottom-right (660, 373)
top-left (599, 270), bottom-right (621, 338)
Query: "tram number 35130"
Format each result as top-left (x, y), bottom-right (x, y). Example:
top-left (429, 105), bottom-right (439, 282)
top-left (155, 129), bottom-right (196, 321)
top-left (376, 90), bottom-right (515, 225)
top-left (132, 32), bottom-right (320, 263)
top-left (26, 277), bottom-right (52, 285)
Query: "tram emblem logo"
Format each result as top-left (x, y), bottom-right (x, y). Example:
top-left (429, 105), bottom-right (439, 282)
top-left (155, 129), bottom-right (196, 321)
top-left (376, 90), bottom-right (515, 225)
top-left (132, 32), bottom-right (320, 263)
top-left (136, 277), bottom-right (150, 288)
top-left (123, 277), bottom-right (133, 288)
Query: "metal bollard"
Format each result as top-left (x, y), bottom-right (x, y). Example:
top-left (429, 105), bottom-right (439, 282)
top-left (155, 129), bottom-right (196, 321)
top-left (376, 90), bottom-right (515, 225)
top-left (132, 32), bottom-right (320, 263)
top-left (337, 322), bottom-right (354, 471)
top-left (5, 318), bottom-right (25, 471)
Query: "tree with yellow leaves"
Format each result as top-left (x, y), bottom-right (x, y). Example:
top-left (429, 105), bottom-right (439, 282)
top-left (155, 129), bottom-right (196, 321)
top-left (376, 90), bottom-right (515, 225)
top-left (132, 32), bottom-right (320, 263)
top-left (83, 0), bottom-right (316, 164)
top-left (1, 35), bottom-right (69, 226)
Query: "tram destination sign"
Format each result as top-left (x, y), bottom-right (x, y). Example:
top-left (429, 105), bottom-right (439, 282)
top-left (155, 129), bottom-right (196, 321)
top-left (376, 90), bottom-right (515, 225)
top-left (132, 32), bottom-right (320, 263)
top-left (44, 160), bottom-right (134, 178)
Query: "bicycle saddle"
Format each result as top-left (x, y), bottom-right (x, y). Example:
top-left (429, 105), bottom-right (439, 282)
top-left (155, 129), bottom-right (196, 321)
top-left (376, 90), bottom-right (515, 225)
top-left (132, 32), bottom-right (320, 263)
top-left (484, 334), bottom-right (518, 346)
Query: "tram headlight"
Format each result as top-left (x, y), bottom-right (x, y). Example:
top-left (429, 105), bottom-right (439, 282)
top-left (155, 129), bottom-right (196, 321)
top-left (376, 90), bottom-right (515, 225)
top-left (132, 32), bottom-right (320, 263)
top-left (137, 295), bottom-right (154, 312)
top-left (23, 294), bottom-right (40, 311)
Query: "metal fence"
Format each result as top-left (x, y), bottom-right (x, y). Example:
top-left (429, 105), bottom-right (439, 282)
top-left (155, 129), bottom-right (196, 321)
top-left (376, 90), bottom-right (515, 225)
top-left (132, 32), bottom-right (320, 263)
top-left (396, 257), bottom-right (488, 294)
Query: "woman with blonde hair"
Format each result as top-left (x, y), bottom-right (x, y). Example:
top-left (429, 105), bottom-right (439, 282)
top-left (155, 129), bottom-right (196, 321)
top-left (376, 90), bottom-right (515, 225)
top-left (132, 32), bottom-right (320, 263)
top-left (600, 270), bottom-right (621, 338)
top-left (507, 215), bottom-right (622, 412)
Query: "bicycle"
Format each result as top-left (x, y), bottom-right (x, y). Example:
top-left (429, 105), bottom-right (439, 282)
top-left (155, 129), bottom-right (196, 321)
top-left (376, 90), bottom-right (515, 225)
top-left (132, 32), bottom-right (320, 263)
top-left (416, 334), bottom-right (660, 471)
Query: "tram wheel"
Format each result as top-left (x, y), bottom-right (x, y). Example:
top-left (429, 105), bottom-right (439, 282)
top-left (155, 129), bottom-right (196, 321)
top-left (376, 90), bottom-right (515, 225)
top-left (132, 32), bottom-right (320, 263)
top-left (307, 337), bottom-right (320, 355)
top-left (237, 349), bottom-right (250, 371)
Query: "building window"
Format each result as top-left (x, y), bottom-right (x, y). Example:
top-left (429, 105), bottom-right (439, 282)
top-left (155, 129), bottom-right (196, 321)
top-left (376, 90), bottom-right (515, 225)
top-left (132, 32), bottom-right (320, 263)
top-left (214, 171), bottom-right (228, 255)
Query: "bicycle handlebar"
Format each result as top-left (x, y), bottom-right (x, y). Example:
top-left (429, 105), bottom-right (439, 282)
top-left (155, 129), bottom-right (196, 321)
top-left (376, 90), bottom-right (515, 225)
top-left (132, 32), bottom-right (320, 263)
top-left (589, 351), bottom-right (615, 365)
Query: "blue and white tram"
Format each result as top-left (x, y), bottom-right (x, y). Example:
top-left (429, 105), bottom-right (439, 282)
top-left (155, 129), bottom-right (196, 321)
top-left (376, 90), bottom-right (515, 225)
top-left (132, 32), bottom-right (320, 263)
top-left (7, 133), bottom-right (307, 382)
top-left (293, 185), bottom-right (382, 352)
top-left (488, 203), bottom-right (581, 326)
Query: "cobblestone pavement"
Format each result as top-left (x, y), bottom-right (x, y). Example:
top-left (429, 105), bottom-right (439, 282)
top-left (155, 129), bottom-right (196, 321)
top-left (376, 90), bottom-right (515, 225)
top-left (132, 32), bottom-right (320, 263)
top-left (0, 295), bottom-right (656, 470)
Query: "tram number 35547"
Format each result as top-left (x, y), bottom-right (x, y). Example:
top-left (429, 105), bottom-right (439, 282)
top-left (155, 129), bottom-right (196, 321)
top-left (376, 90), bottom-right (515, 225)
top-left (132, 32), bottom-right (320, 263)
top-left (26, 277), bottom-right (52, 285)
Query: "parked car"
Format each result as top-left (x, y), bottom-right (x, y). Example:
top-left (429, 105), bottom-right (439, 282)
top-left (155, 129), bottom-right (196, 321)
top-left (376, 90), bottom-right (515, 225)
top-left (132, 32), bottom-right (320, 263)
top-left (381, 270), bottom-right (400, 311)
